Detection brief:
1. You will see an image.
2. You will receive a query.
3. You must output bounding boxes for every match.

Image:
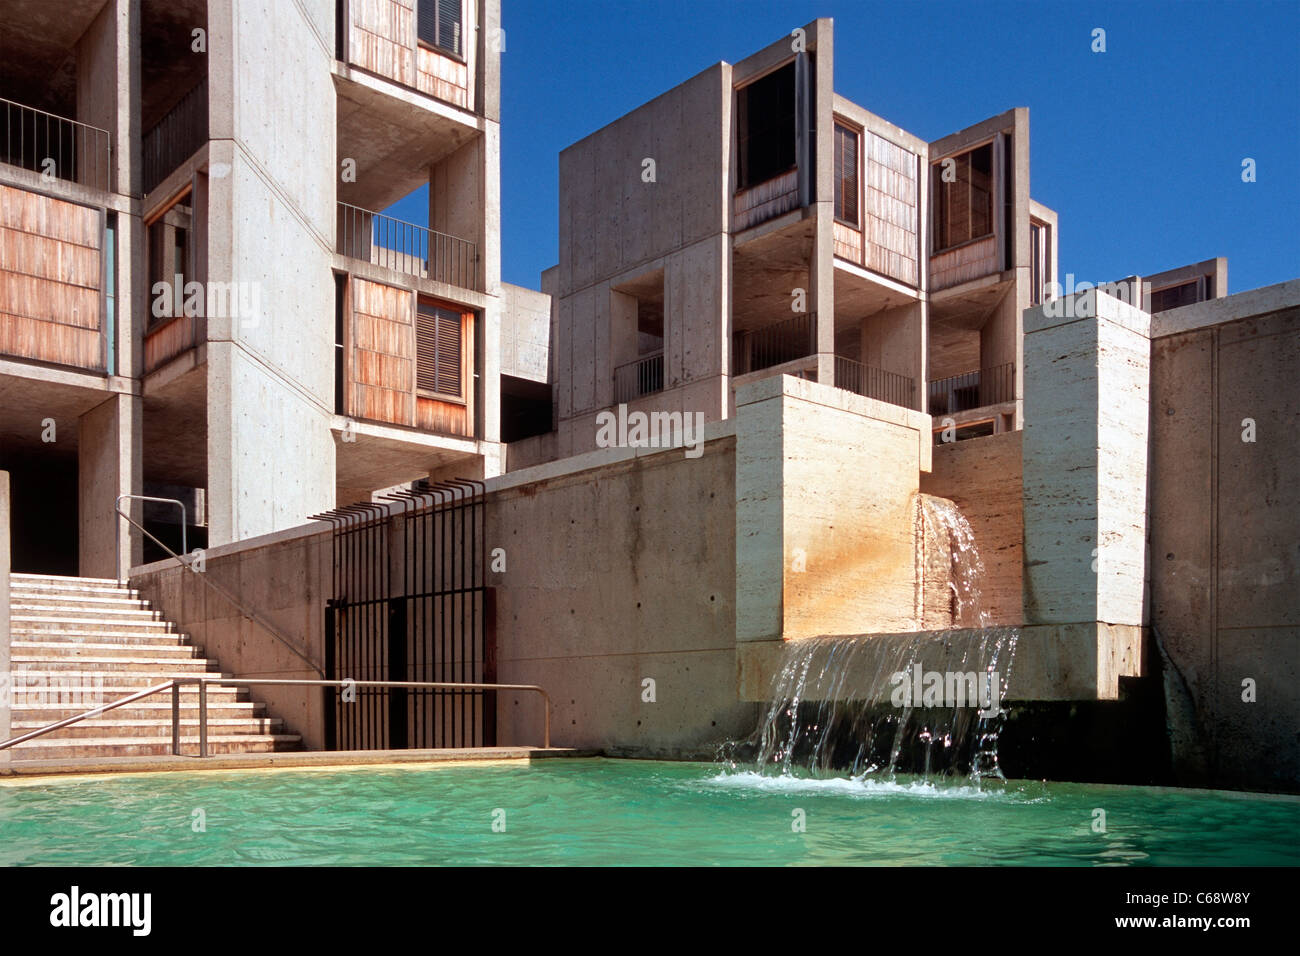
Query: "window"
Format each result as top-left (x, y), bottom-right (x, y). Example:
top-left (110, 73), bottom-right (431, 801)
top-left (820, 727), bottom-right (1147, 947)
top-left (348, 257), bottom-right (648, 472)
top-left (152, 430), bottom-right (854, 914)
top-left (417, 0), bottom-right (462, 58)
top-left (833, 124), bottom-right (859, 226)
top-left (933, 143), bottom-right (993, 251)
top-left (1149, 279), bottom-right (1204, 314)
top-left (736, 63), bottom-right (796, 190)
top-left (1030, 220), bottom-right (1050, 306)
top-left (416, 302), bottom-right (463, 398)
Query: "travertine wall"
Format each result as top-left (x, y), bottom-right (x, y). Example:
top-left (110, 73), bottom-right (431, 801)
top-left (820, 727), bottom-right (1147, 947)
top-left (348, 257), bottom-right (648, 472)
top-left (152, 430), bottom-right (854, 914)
top-left (920, 431), bottom-right (1024, 626)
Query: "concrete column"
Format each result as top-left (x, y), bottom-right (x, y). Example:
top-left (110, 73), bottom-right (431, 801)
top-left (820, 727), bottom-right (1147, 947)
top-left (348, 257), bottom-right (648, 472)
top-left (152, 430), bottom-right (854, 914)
top-left (1, 470), bottom-right (11, 760)
top-left (1022, 288), bottom-right (1151, 625)
top-left (79, 393), bottom-right (143, 579)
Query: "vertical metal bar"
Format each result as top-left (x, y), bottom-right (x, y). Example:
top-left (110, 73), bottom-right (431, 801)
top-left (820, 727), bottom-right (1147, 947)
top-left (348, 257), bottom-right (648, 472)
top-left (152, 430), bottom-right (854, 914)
top-left (171, 680), bottom-right (181, 755)
top-left (198, 680), bottom-right (208, 758)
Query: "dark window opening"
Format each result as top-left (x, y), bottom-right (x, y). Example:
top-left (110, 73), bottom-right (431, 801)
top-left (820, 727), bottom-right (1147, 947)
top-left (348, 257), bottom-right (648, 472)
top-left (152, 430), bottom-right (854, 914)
top-left (416, 301), bottom-right (463, 398)
top-left (1149, 279), bottom-right (1204, 314)
top-left (933, 419), bottom-right (996, 445)
top-left (500, 374), bottom-right (552, 443)
top-left (834, 123), bottom-right (859, 226)
top-left (418, 0), bottom-right (463, 58)
top-left (737, 63), bottom-right (796, 190)
top-left (933, 142), bottom-right (993, 251)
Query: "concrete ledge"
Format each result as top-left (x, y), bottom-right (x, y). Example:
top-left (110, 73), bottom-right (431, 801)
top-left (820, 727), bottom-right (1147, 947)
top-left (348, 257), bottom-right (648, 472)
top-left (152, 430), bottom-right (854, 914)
top-left (736, 623), bottom-right (1144, 702)
top-left (1151, 278), bottom-right (1300, 338)
top-left (0, 747), bottom-right (596, 780)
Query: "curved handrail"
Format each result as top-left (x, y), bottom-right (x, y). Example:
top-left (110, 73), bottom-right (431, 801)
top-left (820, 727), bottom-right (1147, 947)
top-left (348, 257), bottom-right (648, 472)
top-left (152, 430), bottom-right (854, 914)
top-left (114, 503), bottom-right (323, 676)
top-left (0, 678), bottom-right (552, 754)
top-left (115, 494), bottom-right (187, 581)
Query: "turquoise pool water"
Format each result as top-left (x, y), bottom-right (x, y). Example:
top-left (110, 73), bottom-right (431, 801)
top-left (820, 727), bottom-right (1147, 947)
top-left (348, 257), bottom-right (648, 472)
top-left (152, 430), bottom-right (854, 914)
top-left (2, 759), bottom-right (1296, 866)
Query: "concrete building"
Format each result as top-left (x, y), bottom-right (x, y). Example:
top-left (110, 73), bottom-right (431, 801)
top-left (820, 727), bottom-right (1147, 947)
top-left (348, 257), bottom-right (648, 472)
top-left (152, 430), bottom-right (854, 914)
top-left (0, 0), bottom-right (506, 579)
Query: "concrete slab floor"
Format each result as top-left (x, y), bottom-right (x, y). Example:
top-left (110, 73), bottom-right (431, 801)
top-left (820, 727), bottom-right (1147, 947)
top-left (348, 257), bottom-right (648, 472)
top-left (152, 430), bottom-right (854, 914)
top-left (0, 747), bottom-right (597, 782)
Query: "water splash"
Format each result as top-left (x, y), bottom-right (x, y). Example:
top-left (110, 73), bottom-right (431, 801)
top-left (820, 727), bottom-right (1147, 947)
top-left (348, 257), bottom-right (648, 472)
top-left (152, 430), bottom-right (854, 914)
top-left (723, 498), bottom-right (1019, 785)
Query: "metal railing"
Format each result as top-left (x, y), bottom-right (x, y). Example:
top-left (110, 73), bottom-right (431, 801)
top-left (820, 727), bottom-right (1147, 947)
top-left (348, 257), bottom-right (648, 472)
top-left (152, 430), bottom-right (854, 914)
top-left (115, 495), bottom-right (186, 581)
top-left (927, 362), bottom-right (1016, 416)
top-left (834, 355), bottom-right (918, 410)
top-left (113, 499), bottom-right (322, 677)
top-left (337, 202), bottom-right (482, 291)
top-left (142, 78), bottom-right (208, 194)
top-left (0, 96), bottom-right (111, 192)
top-left (734, 312), bottom-right (817, 376)
top-left (613, 351), bottom-right (664, 403)
top-left (0, 677), bottom-right (553, 756)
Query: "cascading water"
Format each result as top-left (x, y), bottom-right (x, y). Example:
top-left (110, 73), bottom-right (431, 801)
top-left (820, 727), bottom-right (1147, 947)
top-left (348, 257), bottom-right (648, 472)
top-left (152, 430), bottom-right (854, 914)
top-left (722, 497), bottom-right (1020, 785)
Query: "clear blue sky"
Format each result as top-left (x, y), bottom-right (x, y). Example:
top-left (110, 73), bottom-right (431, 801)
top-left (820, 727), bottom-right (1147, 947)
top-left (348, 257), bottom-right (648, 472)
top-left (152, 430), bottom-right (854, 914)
top-left (388, 0), bottom-right (1300, 294)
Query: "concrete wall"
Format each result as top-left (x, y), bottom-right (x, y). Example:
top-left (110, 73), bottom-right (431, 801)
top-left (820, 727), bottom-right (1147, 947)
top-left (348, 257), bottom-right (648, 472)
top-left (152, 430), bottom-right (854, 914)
top-left (205, 0), bottom-right (338, 545)
top-left (78, 394), bottom-right (142, 578)
top-left (132, 521), bottom-right (331, 749)
top-left (500, 282), bottom-right (550, 383)
top-left (1148, 281), bottom-right (1300, 791)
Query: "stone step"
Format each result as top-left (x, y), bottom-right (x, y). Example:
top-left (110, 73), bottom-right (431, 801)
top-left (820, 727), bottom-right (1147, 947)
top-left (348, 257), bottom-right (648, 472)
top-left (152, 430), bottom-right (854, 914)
top-left (12, 718), bottom-right (285, 738)
top-left (11, 617), bottom-right (175, 635)
top-left (10, 604), bottom-right (163, 622)
top-left (9, 679), bottom-right (249, 702)
top-left (12, 668), bottom-right (226, 685)
top-left (11, 641), bottom-right (200, 659)
top-left (14, 702), bottom-right (264, 721)
top-left (10, 593), bottom-right (154, 612)
top-left (9, 735), bottom-right (303, 760)
top-left (11, 657), bottom-right (219, 674)
top-left (11, 573), bottom-right (126, 589)
top-left (9, 629), bottom-right (191, 646)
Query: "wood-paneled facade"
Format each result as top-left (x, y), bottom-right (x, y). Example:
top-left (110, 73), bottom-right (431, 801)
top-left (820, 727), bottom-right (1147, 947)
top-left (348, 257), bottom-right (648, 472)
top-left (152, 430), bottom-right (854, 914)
top-left (830, 124), bottom-right (921, 288)
top-left (342, 275), bottom-right (473, 437)
top-left (348, 0), bottom-right (472, 111)
top-left (0, 183), bottom-right (105, 372)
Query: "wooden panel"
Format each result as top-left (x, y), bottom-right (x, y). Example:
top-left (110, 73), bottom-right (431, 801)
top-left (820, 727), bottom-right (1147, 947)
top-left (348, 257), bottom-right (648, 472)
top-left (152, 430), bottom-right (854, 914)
top-left (416, 45), bottom-right (469, 109)
top-left (415, 396), bottom-right (468, 436)
top-left (733, 169), bottom-right (799, 232)
top-left (144, 315), bottom-right (202, 372)
top-left (350, 0), bottom-right (416, 87)
top-left (863, 132), bottom-right (918, 286)
top-left (833, 220), bottom-right (862, 264)
top-left (0, 183), bottom-right (103, 370)
top-left (349, 277), bottom-right (415, 426)
top-left (930, 236), bottom-right (998, 292)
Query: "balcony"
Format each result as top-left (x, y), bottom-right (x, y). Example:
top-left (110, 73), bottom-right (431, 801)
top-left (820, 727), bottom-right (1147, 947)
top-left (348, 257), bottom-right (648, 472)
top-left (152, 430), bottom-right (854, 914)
top-left (337, 202), bottom-right (481, 292)
top-left (734, 312), bottom-right (816, 376)
top-left (834, 356), bottom-right (918, 411)
top-left (142, 79), bottom-right (208, 195)
top-left (927, 363), bottom-right (1015, 416)
top-left (613, 352), bottom-right (664, 403)
top-left (0, 96), bottom-right (110, 192)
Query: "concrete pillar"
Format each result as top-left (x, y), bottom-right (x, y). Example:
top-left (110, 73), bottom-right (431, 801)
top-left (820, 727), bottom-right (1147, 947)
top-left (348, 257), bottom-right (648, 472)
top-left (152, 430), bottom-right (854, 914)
top-left (1022, 288), bottom-right (1151, 625)
top-left (79, 394), bottom-right (142, 579)
top-left (1, 470), bottom-right (10, 760)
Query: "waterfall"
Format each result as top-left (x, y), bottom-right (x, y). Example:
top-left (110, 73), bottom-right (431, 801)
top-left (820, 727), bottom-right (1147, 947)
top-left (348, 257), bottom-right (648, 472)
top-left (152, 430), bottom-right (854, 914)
top-left (724, 498), bottom-right (1019, 783)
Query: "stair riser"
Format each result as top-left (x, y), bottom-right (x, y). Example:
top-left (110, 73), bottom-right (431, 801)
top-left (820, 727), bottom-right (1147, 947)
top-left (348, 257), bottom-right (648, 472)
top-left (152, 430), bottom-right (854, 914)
top-left (10, 596), bottom-right (153, 612)
top-left (12, 665), bottom-right (219, 679)
top-left (10, 738), bottom-right (301, 760)
top-left (14, 705), bottom-right (264, 721)
top-left (9, 686), bottom-right (250, 704)
top-left (11, 608), bottom-right (163, 623)
top-left (13, 721), bottom-right (284, 739)
top-left (11, 621), bottom-right (175, 635)
top-left (10, 632), bottom-right (190, 646)
top-left (12, 643), bottom-right (200, 659)
top-left (10, 587), bottom-right (138, 600)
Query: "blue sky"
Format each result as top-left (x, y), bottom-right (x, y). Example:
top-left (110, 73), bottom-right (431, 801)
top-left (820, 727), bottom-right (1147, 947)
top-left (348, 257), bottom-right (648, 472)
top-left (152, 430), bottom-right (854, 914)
top-left (388, 0), bottom-right (1300, 294)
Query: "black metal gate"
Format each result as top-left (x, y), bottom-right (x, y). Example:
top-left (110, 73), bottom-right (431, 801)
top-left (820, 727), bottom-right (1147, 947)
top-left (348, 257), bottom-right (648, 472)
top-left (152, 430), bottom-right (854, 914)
top-left (312, 479), bottom-right (492, 750)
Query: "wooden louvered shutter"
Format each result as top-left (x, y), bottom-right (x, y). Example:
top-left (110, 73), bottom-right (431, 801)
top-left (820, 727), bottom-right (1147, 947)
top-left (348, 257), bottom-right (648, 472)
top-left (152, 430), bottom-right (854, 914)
top-left (418, 0), bottom-right (462, 57)
top-left (834, 124), bottom-right (858, 226)
top-left (416, 304), bottom-right (462, 398)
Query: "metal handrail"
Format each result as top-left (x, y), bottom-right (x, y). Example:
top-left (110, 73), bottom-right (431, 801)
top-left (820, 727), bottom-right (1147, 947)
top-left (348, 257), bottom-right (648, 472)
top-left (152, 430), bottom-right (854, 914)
top-left (0, 678), bottom-right (553, 754)
top-left (613, 350), bottom-right (664, 403)
top-left (0, 95), bottom-right (112, 192)
top-left (113, 502), bottom-right (323, 676)
top-left (115, 494), bottom-right (186, 581)
top-left (336, 201), bottom-right (482, 291)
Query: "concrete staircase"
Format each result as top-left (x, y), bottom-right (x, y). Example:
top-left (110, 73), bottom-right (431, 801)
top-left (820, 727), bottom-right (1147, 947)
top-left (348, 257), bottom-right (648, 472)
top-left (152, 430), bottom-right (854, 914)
top-left (6, 573), bottom-right (302, 760)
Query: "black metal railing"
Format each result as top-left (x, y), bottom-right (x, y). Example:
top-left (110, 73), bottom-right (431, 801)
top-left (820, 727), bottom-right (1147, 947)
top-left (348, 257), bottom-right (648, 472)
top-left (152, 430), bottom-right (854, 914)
top-left (834, 355), bottom-right (918, 410)
top-left (142, 79), bottom-right (208, 194)
top-left (734, 312), bottom-right (817, 376)
top-left (613, 351), bottom-right (664, 403)
top-left (927, 362), bottom-right (1016, 415)
top-left (337, 201), bottom-right (481, 291)
top-left (0, 96), bottom-right (111, 191)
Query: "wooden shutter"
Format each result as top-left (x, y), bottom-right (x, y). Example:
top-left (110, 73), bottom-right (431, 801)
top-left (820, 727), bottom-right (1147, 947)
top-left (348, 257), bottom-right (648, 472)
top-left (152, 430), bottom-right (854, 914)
top-left (834, 124), bottom-right (858, 225)
top-left (416, 304), bottom-right (462, 397)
